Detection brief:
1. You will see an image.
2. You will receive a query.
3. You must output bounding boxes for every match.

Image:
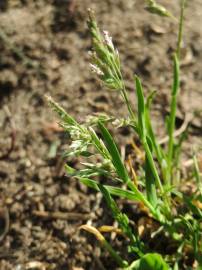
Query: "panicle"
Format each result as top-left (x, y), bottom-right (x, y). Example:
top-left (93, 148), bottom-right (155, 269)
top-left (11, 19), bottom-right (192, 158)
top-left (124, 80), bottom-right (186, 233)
top-left (145, 0), bottom-right (175, 19)
top-left (87, 9), bottom-right (123, 91)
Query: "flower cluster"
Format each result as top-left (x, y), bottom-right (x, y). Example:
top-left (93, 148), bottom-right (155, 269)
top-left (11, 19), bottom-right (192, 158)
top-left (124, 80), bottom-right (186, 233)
top-left (87, 9), bottom-right (123, 90)
top-left (145, 0), bottom-right (175, 19)
top-left (46, 96), bottom-right (92, 156)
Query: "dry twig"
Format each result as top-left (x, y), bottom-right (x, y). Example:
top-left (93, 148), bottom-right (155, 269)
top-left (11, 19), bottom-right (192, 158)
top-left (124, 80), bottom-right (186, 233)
top-left (32, 210), bottom-right (94, 221)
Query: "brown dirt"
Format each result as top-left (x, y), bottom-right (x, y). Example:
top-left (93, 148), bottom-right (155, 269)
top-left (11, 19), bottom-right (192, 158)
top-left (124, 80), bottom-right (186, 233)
top-left (0, 0), bottom-right (202, 269)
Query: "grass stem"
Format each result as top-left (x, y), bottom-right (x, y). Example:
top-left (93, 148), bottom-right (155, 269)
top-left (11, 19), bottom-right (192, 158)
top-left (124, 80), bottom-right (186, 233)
top-left (176, 0), bottom-right (187, 59)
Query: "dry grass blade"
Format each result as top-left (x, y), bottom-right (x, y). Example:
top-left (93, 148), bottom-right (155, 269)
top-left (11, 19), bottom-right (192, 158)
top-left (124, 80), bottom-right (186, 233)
top-left (98, 225), bottom-right (123, 235)
top-left (80, 224), bottom-right (105, 242)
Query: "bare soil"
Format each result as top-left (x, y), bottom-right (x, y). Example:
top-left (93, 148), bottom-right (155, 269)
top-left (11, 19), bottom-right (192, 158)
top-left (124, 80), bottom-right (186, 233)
top-left (0, 0), bottom-right (202, 269)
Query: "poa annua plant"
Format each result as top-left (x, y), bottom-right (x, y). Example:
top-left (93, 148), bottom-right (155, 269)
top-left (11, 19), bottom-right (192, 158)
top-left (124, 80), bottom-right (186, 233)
top-left (47, 1), bottom-right (202, 269)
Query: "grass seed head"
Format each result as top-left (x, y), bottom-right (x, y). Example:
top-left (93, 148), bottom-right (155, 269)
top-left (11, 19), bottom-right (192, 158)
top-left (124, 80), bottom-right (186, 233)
top-left (87, 9), bottom-right (124, 91)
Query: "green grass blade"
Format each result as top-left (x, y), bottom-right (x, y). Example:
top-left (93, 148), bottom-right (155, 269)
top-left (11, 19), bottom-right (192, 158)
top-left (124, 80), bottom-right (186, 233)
top-left (167, 54), bottom-right (180, 185)
top-left (98, 121), bottom-right (130, 184)
top-left (172, 54), bottom-right (180, 96)
top-left (145, 92), bottom-right (165, 163)
top-left (176, 0), bottom-right (187, 58)
top-left (145, 92), bottom-right (168, 183)
top-left (134, 77), bottom-right (165, 207)
top-left (135, 76), bottom-right (146, 139)
top-left (79, 177), bottom-right (144, 201)
top-left (97, 121), bottom-right (159, 215)
top-left (145, 156), bottom-right (158, 208)
top-left (193, 154), bottom-right (202, 195)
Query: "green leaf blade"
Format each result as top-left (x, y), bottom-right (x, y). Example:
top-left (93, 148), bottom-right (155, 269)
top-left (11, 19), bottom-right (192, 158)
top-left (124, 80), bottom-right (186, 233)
top-left (127, 253), bottom-right (169, 270)
top-left (135, 76), bottom-right (146, 140)
top-left (98, 121), bottom-right (130, 184)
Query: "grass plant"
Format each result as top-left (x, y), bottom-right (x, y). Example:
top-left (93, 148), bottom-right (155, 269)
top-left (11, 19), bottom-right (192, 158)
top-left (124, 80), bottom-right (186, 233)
top-left (47, 1), bottom-right (202, 269)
